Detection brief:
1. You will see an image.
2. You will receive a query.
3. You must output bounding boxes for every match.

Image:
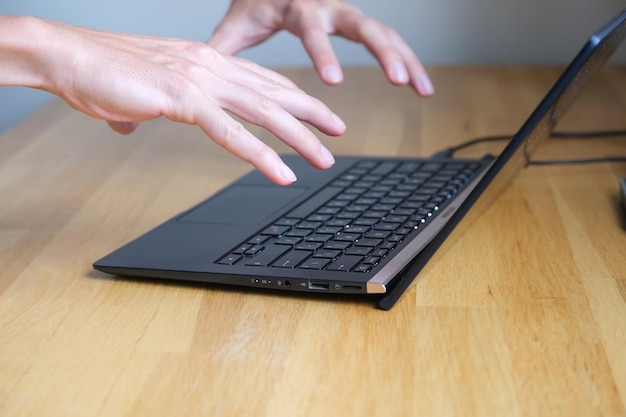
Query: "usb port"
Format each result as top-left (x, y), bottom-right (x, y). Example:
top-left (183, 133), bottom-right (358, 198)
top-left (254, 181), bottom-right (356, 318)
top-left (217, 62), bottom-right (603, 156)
top-left (308, 281), bottom-right (330, 291)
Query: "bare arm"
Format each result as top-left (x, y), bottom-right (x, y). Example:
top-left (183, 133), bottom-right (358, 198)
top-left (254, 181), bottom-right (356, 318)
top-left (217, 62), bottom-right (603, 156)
top-left (0, 15), bottom-right (345, 185)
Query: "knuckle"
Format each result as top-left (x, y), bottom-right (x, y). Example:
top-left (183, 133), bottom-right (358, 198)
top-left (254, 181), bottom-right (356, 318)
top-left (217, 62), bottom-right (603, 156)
top-left (181, 40), bottom-right (218, 62)
top-left (166, 71), bottom-right (191, 93)
top-left (161, 74), bottom-right (199, 120)
top-left (239, 139), bottom-right (274, 167)
top-left (359, 17), bottom-right (388, 37)
top-left (173, 60), bottom-right (206, 82)
top-left (221, 120), bottom-right (246, 146)
top-left (255, 94), bottom-right (278, 116)
top-left (249, 144), bottom-right (277, 166)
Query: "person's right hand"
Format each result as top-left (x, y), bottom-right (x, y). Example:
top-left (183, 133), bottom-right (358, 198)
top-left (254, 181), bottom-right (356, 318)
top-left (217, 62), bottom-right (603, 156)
top-left (1, 16), bottom-right (345, 185)
top-left (208, 0), bottom-right (434, 96)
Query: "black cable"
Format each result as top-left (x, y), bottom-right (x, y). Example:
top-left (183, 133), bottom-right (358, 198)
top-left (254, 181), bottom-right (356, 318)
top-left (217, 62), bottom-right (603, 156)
top-left (527, 156), bottom-right (626, 165)
top-left (436, 129), bottom-right (626, 166)
top-left (549, 129), bottom-right (626, 138)
top-left (447, 135), bottom-right (512, 154)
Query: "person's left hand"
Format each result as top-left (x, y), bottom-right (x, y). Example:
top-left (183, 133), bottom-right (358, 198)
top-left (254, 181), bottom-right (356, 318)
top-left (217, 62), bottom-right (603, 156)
top-left (208, 0), bottom-right (434, 96)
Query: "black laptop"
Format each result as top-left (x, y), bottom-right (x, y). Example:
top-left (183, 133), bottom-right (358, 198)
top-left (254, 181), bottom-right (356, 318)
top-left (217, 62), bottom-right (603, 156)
top-left (94, 9), bottom-right (626, 310)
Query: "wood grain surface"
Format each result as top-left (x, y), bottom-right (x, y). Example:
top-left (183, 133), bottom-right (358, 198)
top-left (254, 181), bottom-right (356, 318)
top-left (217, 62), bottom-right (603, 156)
top-left (0, 66), bottom-right (625, 417)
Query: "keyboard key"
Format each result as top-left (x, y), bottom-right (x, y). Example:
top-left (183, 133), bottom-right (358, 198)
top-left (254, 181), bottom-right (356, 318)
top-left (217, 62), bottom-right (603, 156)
top-left (379, 242), bottom-right (396, 250)
top-left (288, 186), bottom-right (344, 218)
top-left (317, 226), bottom-right (343, 234)
top-left (287, 229), bottom-right (312, 238)
top-left (353, 264), bottom-right (372, 273)
top-left (375, 222), bottom-right (399, 231)
top-left (248, 235), bottom-right (269, 245)
top-left (244, 245), bottom-right (264, 256)
top-left (218, 159), bottom-right (482, 275)
top-left (244, 244), bottom-right (291, 267)
top-left (392, 208), bottom-right (416, 216)
top-left (371, 248), bottom-right (388, 258)
top-left (299, 258), bottom-right (331, 270)
top-left (353, 217), bottom-right (379, 226)
top-left (315, 249), bottom-right (343, 259)
top-left (296, 221), bottom-right (323, 229)
top-left (363, 256), bottom-right (381, 265)
top-left (317, 207), bottom-right (341, 215)
top-left (274, 218), bottom-right (301, 226)
top-left (356, 238), bottom-right (383, 247)
top-left (296, 241), bottom-right (323, 251)
top-left (384, 214), bottom-right (408, 223)
top-left (326, 255), bottom-right (363, 272)
top-left (336, 211), bottom-right (360, 220)
top-left (261, 225), bottom-right (291, 236)
top-left (233, 244), bottom-right (252, 254)
top-left (362, 210), bottom-right (388, 219)
top-left (334, 232), bottom-right (361, 242)
top-left (344, 225), bottom-right (370, 234)
top-left (307, 214), bottom-right (332, 222)
top-left (306, 233), bottom-right (334, 243)
top-left (218, 254), bottom-right (242, 265)
top-left (324, 241), bottom-right (352, 251)
top-left (395, 227), bottom-right (413, 236)
top-left (272, 250), bottom-right (311, 268)
top-left (365, 230), bottom-right (391, 239)
top-left (345, 246), bottom-right (372, 256)
top-left (275, 236), bottom-right (302, 245)
top-left (370, 161), bottom-right (398, 175)
top-left (326, 218), bottom-right (352, 227)
top-left (388, 234), bottom-right (404, 243)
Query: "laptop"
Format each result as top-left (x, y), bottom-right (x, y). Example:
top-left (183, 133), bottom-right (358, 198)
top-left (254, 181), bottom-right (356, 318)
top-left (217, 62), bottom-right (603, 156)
top-left (94, 9), bottom-right (626, 310)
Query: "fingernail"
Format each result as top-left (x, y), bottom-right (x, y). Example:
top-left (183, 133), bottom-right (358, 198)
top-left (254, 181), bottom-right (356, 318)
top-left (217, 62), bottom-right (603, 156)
top-left (332, 113), bottom-right (346, 131)
top-left (322, 65), bottom-right (343, 84)
top-left (278, 163), bottom-right (297, 183)
top-left (417, 74), bottom-right (435, 96)
top-left (320, 145), bottom-right (335, 166)
top-left (391, 62), bottom-right (409, 84)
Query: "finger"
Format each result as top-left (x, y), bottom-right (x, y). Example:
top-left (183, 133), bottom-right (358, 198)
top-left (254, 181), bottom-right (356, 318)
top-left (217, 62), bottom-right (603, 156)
top-left (188, 96), bottom-right (297, 185)
top-left (198, 56), bottom-right (345, 136)
top-left (256, 85), bottom-right (346, 138)
top-left (227, 56), bottom-right (300, 90)
top-left (388, 31), bottom-right (435, 96)
top-left (169, 41), bottom-right (300, 91)
top-left (326, 9), bottom-right (434, 96)
top-left (285, 6), bottom-right (344, 85)
top-left (299, 24), bottom-right (344, 85)
top-left (166, 79), bottom-right (335, 185)
top-left (107, 121), bottom-right (140, 134)
top-left (351, 20), bottom-right (409, 84)
top-left (353, 20), bottom-right (434, 96)
top-left (212, 84), bottom-right (338, 168)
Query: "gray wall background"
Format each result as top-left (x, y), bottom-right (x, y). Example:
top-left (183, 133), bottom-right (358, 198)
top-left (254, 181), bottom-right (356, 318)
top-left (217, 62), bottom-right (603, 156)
top-left (1, 0), bottom-right (625, 134)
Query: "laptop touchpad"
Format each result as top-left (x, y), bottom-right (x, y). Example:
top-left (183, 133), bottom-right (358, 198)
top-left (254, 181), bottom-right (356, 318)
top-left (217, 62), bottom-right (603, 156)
top-left (178, 185), bottom-right (308, 225)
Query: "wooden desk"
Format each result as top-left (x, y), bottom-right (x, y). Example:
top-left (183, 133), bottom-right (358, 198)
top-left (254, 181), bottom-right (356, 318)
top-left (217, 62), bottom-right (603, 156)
top-left (0, 67), bottom-right (625, 416)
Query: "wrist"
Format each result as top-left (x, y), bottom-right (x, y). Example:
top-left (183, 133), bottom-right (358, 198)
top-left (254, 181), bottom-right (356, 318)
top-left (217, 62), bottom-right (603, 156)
top-left (0, 15), bottom-right (59, 91)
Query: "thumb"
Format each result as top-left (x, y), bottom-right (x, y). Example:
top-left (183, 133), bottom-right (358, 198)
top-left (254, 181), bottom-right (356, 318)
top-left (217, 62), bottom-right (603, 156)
top-left (208, 19), bottom-right (253, 55)
top-left (107, 121), bottom-right (140, 135)
top-left (208, 14), bottom-right (280, 55)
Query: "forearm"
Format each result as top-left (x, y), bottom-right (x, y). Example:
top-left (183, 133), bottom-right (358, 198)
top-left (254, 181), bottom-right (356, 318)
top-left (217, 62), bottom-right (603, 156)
top-left (0, 15), bottom-right (57, 89)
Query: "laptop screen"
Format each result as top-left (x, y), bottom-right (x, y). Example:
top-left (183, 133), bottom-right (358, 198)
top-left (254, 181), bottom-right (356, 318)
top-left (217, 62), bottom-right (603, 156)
top-left (378, 8), bottom-right (626, 309)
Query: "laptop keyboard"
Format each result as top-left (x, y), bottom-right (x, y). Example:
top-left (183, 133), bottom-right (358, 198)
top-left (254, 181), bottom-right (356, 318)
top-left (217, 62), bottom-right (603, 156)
top-left (217, 159), bottom-right (481, 273)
